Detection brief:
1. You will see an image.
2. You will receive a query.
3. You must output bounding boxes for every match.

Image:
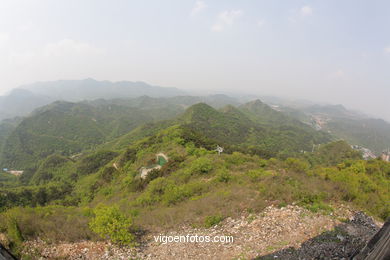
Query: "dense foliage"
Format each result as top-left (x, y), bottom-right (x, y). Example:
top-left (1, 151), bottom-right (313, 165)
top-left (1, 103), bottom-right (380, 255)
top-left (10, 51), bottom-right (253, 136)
top-left (182, 103), bottom-right (331, 158)
top-left (89, 205), bottom-right (135, 245)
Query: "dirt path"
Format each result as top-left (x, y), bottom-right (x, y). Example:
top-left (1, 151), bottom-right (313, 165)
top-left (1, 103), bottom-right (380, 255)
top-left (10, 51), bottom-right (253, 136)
top-left (156, 153), bottom-right (168, 162)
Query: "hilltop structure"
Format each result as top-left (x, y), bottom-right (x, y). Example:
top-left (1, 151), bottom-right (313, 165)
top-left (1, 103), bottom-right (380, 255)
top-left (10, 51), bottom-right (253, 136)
top-left (139, 153), bottom-right (168, 179)
top-left (215, 145), bottom-right (224, 155)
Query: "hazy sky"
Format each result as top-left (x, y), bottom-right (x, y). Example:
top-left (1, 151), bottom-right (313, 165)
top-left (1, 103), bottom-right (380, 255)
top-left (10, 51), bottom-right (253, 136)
top-left (0, 0), bottom-right (389, 120)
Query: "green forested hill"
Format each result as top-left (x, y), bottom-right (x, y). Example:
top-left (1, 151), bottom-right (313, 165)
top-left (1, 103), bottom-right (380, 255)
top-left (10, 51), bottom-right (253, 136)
top-left (0, 97), bottom-right (389, 258)
top-left (0, 95), bottom-right (244, 169)
top-left (0, 89), bottom-right (53, 120)
top-left (181, 102), bottom-right (331, 158)
top-left (0, 101), bottom-right (158, 169)
top-left (0, 98), bottom-right (332, 169)
top-left (1, 80), bottom-right (389, 157)
top-left (0, 117), bottom-right (22, 153)
top-left (239, 99), bottom-right (295, 125)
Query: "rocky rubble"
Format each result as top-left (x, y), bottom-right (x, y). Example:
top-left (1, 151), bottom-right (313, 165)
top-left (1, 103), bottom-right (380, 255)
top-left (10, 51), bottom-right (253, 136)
top-left (258, 212), bottom-right (380, 259)
top-left (20, 204), bottom-right (382, 260)
top-left (23, 239), bottom-right (143, 260)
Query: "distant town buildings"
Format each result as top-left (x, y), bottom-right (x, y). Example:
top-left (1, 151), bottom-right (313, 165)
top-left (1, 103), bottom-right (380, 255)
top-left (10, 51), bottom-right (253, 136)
top-left (5, 170), bottom-right (24, 176)
top-left (2, 168), bottom-right (24, 176)
top-left (310, 115), bottom-right (329, 131)
top-left (351, 146), bottom-right (390, 162)
top-left (351, 145), bottom-right (376, 160)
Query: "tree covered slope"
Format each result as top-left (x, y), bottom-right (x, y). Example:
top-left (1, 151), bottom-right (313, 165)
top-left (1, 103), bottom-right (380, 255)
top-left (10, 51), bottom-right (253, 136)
top-left (0, 101), bottom-right (156, 169)
top-left (0, 98), bottom-right (332, 169)
top-left (0, 98), bottom-right (388, 259)
top-left (181, 102), bottom-right (331, 157)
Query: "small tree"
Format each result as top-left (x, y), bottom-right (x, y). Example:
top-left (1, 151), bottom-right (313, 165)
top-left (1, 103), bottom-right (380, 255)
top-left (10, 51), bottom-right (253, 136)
top-left (190, 157), bottom-right (213, 174)
top-left (89, 205), bottom-right (135, 245)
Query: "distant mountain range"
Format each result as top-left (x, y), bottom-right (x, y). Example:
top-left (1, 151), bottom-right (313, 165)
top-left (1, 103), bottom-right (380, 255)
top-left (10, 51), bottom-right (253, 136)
top-left (0, 89), bottom-right (53, 120)
top-left (21, 78), bottom-right (186, 101)
top-left (0, 79), bottom-right (187, 120)
top-left (0, 78), bottom-right (389, 157)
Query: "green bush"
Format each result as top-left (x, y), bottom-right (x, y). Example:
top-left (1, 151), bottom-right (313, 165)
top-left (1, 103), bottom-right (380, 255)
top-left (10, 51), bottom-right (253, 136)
top-left (285, 158), bottom-right (309, 173)
top-left (216, 170), bottom-right (232, 183)
top-left (246, 169), bottom-right (272, 182)
top-left (7, 217), bottom-right (24, 245)
top-left (190, 157), bottom-right (213, 174)
top-left (225, 152), bottom-right (248, 165)
top-left (1, 216), bottom-right (24, 256)
top-left (162, 181), bottom-right (205, 205)
top-left (89, 205), bottom-right (135, 245)
top-left (204, 214), bottom-right (224, 228)
top-left (298, 193), bottom-right (333, 213)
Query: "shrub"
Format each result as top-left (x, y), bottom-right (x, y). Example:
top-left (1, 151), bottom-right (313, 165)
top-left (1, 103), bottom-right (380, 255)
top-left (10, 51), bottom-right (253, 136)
top-left (7, 217), bottom-right (24, 245)
top-left (225, 152), bottom-right (248, 165)
top-left (144, 169), bottom-right (163, 183)
top-left (162, 182), bottom-right (205, 205)
top-left (216, 170), bottom-right (232, 183)
top-left (246, 169), bottom-right (272, 182)
top-left (100, 167), bottom-right (116, 183)
top-left (204, 214), bottom-right (224, 228)
top-left (285, 158), bottom-right (309, 173)
top-left (127, 176), bottom-right (147, 192)
top-left (258, 159), bottom-right (268, 167)
top-left (190, 157), bottom-right (213, 174)
top-left (147, 177), bottom-right (170, 196)
top-left (298, 193), bottom-right (333, 213)
top-left (89, 205), bottom-right (135, 245)
top-left (185, 142), bottom-right (197, 156)
top-left (162, 186), bottom-right (188, 205)
top-left (0, 205), bottom-right (98, 251)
